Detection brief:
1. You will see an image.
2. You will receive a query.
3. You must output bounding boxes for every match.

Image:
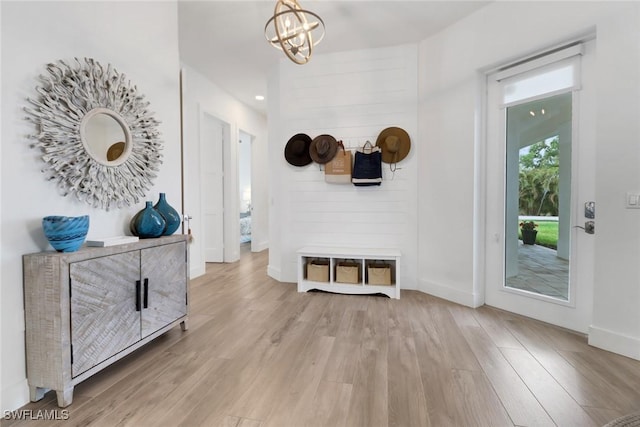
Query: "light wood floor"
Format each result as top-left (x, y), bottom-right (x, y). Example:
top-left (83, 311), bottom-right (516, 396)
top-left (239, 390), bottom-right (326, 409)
top-left (8, 246), bottom-right (640, 426)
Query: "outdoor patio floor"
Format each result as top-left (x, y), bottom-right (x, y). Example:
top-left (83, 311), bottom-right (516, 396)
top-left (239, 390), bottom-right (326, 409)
top-left (506, 241), bottom-right (569, 300)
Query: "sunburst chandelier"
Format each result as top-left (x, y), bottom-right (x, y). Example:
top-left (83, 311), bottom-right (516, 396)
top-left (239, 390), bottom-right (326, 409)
top-left (264, 0), bottom-right (325, 65)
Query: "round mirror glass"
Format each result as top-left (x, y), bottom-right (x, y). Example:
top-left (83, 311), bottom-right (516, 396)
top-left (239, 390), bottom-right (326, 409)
top-left (80, 108), bottom-right (132, 166)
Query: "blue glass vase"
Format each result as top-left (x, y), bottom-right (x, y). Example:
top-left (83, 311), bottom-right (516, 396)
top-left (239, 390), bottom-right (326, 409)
top-left (42, 215), bottom-right (90, 252)
top-left (154, 193), bottom-right (181, 236)
top-left (132, 201), bottom-right (166, 238)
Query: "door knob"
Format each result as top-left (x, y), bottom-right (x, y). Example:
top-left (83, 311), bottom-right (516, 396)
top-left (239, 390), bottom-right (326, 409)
top-left (575, 221), bottom-right (595, 234)
top-left (585, 221), bottom-right (595, 234)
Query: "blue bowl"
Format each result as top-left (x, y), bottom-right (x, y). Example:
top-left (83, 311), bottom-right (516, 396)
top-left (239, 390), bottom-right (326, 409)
top-left (42, 215), bottom-right (90, 252)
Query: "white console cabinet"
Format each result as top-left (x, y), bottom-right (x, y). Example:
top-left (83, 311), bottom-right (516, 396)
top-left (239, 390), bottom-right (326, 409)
top-left (297, 246), bottom-right (401, 299)
top-left (23, 235), bottom-right (189, 407)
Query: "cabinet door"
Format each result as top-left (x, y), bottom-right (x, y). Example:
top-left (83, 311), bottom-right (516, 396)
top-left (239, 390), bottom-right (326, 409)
top-left (70, 251), bottom-right (141, 377)
top-left (140, 242), bottom-right (187, 338)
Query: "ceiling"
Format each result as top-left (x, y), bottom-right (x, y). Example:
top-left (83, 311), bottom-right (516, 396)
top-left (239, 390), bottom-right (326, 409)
top-left (178, 1), bottom-right (491, 115)
top-left (508, 93), bottom-right (572, 148)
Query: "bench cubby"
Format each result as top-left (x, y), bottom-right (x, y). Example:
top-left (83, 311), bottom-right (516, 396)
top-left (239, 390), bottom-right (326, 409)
top-left (297, 246), bottom-right (401, 299)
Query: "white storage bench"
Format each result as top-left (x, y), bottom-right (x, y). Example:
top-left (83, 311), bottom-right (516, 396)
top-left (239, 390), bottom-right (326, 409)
top-left (297, 246), bottom-right (401, 299)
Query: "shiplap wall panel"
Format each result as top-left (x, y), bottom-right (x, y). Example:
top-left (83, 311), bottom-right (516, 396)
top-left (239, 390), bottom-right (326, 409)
top-left (275, 44), bottom-right (419, 288)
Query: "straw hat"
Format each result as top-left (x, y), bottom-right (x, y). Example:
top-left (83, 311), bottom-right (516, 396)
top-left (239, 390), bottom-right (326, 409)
top-left (284, 133), bottom-right (313, 166)
top-left (375, 127), bottom-right (411, 164)
top-left (309, 134), bottom-right (338, 164)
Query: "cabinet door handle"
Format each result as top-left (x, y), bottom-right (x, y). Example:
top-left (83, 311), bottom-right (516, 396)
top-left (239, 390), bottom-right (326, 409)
top-left (143, 278), bottom-right (149, 309)
top-left (135, 280), bottom-right (141, 312)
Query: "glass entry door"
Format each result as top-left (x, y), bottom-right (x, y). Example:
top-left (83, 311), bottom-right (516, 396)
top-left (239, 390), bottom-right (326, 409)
top-left (504, 93), bottom-right (572, 301)
top-left (483, 40), bottom-right (596, 333)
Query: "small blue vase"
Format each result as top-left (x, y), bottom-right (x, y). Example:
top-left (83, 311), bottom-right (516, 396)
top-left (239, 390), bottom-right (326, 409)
top-left (132, 201), bottom-right (166, 238)
top-left (42, 215), bottom-right (90, 252)
top-left (154, 193), bottom-right (181, 236)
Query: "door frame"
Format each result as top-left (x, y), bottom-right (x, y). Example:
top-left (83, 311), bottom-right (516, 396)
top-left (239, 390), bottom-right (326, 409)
top-left (182, 103), bottom-right (241, 267)
top-left (199, 108), bottom-right (227, 263)
top-left (199, 107), bottom-right (243, 264)
top-left (476, 38), bottom-right (596, 333)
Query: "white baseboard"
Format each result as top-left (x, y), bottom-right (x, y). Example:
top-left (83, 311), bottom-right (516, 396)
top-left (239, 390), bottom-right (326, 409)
top-left (190, 264), bottom-right (205, 279)
top-left (588, 325), bottom-right (640, 361)
top-left (251, 240), bottom-right (268, 252)
top-left (267, 265), bottom-right (281, 282)
top-left (418, 278), bottom-right (480, 308)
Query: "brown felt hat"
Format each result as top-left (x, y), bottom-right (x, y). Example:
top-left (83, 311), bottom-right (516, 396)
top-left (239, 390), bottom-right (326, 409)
top-left (309, 134), bottom-right (338, 164)
top-left (284, 133), bottom-right (313, 166)
top-left (375, 127), bottom-right (411, 164)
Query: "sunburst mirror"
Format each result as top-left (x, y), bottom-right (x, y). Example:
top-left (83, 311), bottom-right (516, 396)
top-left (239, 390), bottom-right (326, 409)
top-left (25, 58), bottom-right (163, 210)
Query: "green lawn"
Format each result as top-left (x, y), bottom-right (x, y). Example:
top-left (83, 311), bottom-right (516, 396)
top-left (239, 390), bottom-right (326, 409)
top-left (519, 220), bottom-right (558, 249)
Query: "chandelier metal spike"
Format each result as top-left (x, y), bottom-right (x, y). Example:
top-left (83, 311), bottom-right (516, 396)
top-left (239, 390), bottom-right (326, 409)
top-left (264, 0), bottom-right (325, 65)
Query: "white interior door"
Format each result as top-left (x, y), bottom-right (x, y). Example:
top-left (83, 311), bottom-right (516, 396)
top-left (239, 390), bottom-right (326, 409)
top-left (484, 40), bottom-right (596, 333)
top-left (201, 111), bottom-right (225, 262)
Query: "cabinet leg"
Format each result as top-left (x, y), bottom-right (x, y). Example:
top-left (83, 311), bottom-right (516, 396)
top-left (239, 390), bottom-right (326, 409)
top-left (55, 387), bottom-right (74, 408)
top-left (29, 385), bottom-right (47, 402)
top-left (180, 318), bottom-right (189, 331)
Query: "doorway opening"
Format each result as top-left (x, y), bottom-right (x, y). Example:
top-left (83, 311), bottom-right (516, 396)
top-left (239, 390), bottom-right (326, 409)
top-left (201, 112), bottom-right (228, 263)
top-left (239, 130), bottom-right (252, 248)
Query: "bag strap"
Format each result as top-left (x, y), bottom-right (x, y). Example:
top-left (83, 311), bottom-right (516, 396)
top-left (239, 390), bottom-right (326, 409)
top-left (337, 140), bottom-right (345, 153)
top-left (360, 140), bottom-right (381, 154)
top-left (362, 140), bottom-right (373, 153)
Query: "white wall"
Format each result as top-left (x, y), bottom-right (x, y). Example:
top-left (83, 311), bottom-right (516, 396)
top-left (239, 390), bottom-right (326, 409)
top-left (181, 64), bottom-right (268, 278)
top-left (590, 5), bottom-right (640, 359)
top-left (1, 1), bottom-right (182, 411)
top-left (418, 2), bottom-right (640, 358)
top-left (268, 45), bottom-right (419, 288)
top-left (0, 2), bottom-right (4, 412)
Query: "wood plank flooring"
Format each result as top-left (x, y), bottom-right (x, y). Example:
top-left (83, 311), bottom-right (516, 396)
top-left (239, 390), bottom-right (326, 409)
top-left (7, 246), bottom-right (640, 426)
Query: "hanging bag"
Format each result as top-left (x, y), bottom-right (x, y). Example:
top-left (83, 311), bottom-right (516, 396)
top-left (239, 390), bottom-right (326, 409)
top-left (351, 141), bottom-right (382, 186)
top-left (324, 141), bottom-right (352, 184)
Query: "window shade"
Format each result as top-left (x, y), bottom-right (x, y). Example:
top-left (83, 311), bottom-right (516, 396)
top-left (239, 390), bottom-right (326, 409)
top-left (496, 44), bottom-right (583, 107)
